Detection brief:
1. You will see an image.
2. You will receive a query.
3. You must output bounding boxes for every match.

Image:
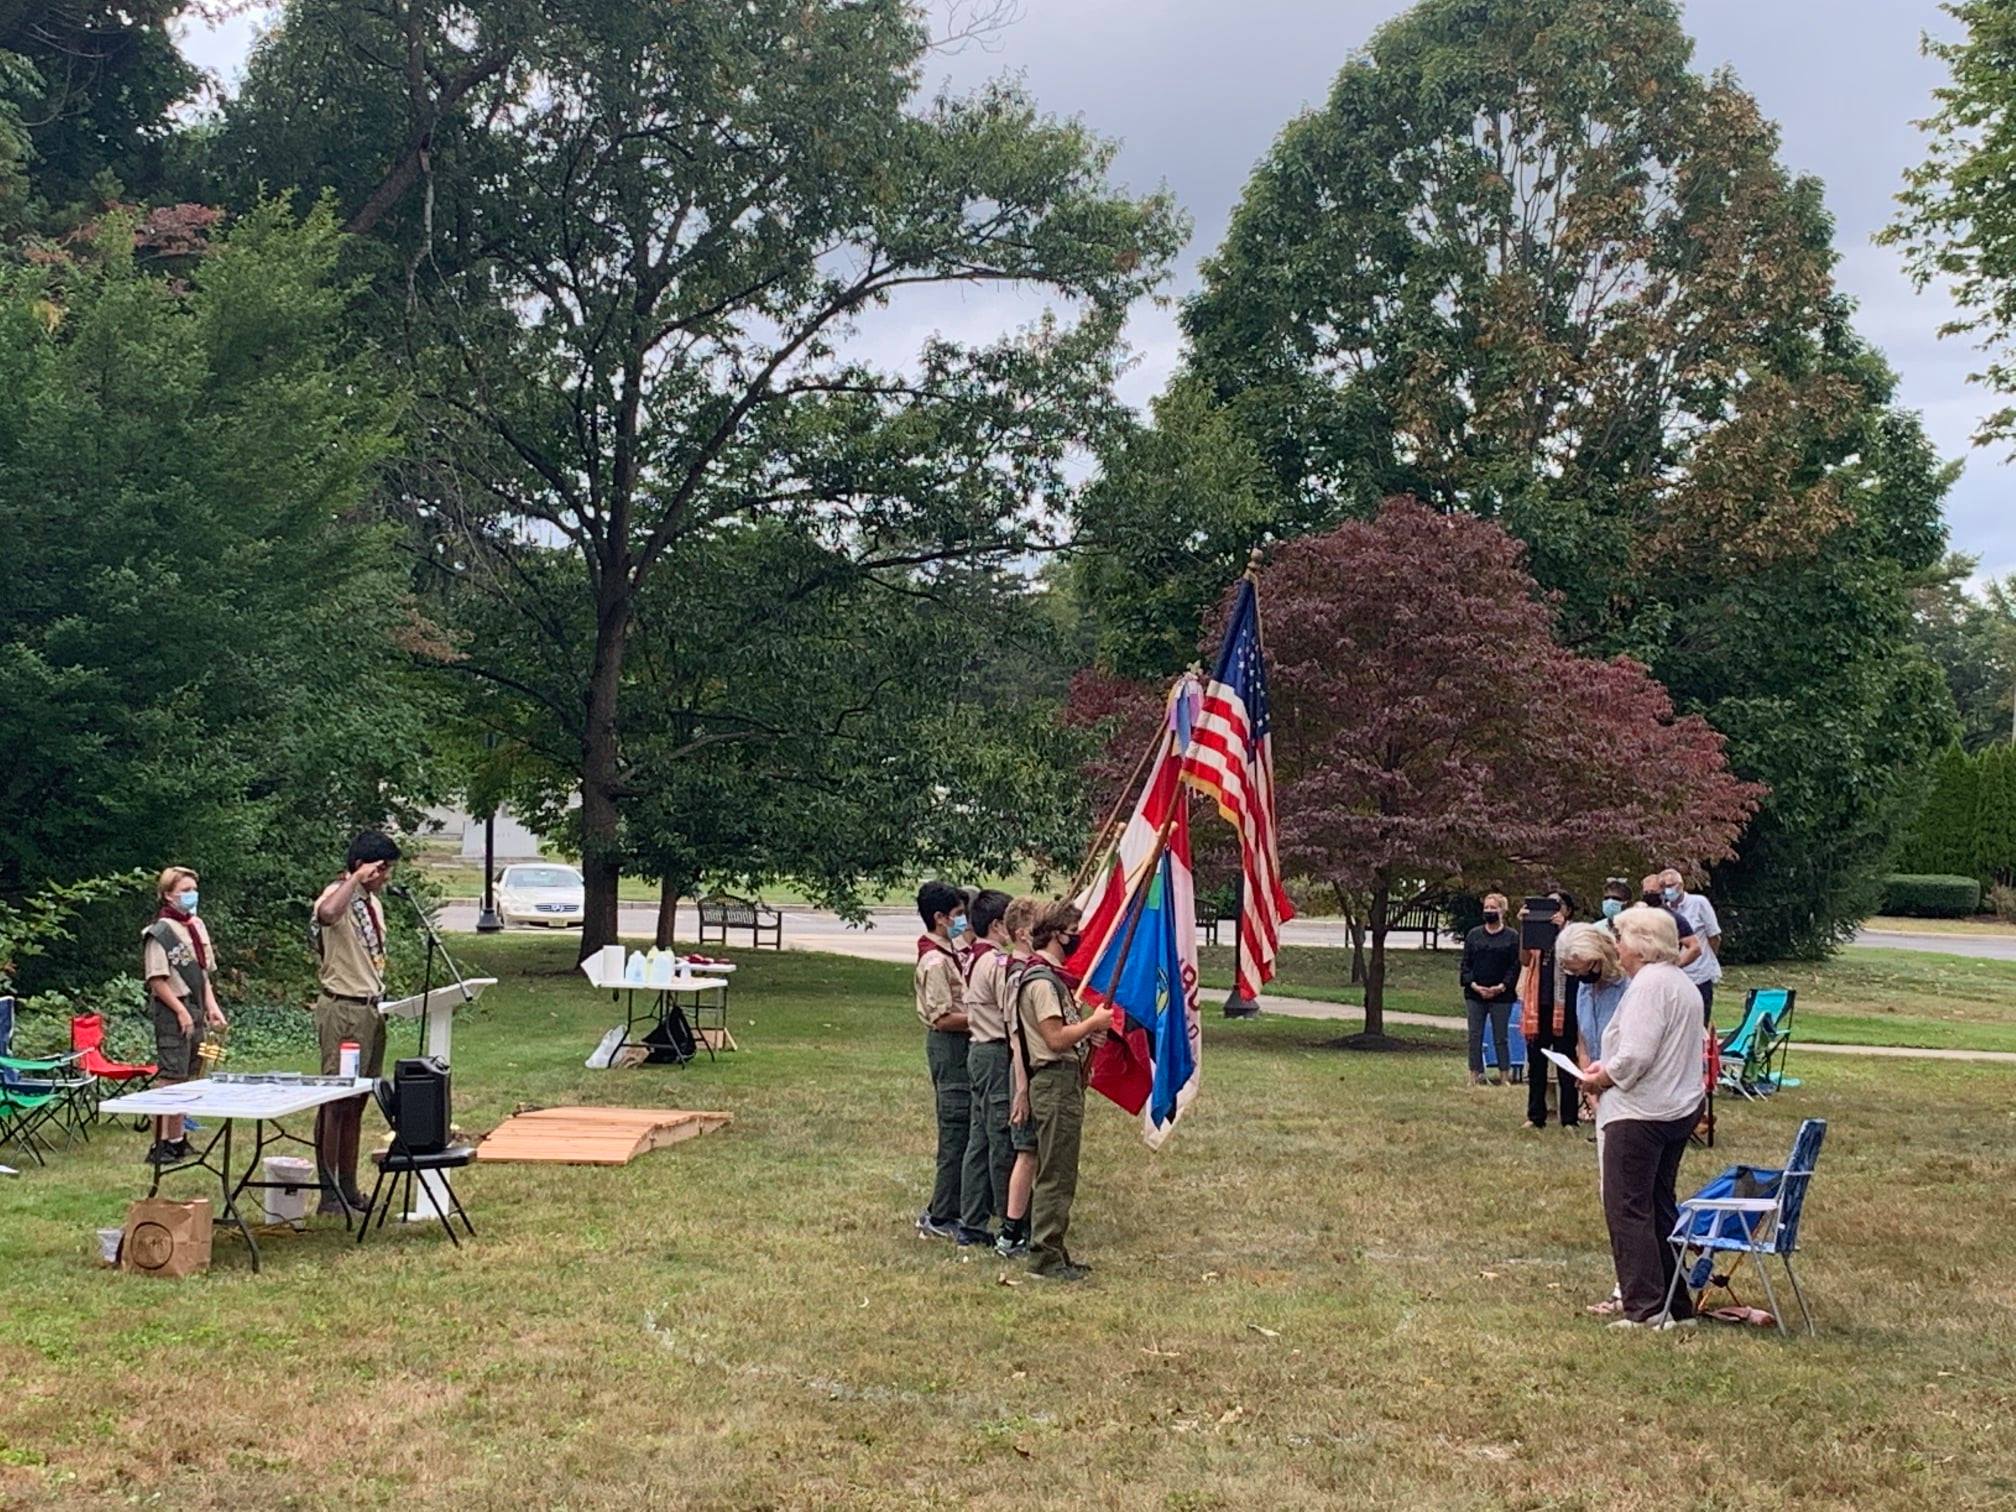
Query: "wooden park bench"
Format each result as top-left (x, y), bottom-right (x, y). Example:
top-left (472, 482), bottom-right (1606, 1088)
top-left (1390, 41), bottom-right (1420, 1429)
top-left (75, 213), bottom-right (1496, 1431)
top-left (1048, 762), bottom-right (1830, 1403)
top-left (698, 893), bottom-right (783, 951)
top-left (1388, 900), bottom-right (1446, 950)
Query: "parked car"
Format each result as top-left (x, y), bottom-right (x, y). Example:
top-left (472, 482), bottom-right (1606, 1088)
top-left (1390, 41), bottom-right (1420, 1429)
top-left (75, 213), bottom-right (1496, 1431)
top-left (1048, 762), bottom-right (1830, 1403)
top-left (495, 863), bottom-right (586, 928)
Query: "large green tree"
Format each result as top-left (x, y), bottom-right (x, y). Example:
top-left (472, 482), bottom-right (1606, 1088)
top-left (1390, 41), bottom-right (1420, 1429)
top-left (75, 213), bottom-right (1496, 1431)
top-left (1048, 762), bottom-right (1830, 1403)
top-left (1888, 0), bottom-right (2016, 451)
top-left (0, 200), bottom-right (439, 991)
top-left (1912, 553), bottom-right (2016, 751)
top-left (220, 0), bottom-right (1184, 956)
top-left (1079, 0), bottom-right (1954, 959)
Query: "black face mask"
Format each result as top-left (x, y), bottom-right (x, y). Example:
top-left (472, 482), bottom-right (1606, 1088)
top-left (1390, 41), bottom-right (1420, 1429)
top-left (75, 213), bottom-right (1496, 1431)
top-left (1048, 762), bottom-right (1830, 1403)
top-left (1059, 932), bottom-right (1081, 956)
top-left (1482, 910), bottom-right (1502, 926)
top-left (1572, 967), bottom-right (1604, 985)
top-left (1641, 892), bottom-right (1662, 907)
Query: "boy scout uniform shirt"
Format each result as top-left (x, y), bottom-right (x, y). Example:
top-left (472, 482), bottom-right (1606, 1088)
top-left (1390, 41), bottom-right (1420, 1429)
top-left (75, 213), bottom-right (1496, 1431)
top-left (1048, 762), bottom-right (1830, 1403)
top-left (141, 916), bottom-right (215, 1000)
top-left (314, 890), bottom-right (388, 999)
top-left (963, 944), bottom-right (1009, 1043)
top-left (914, 937), bottom-right (963, 1029)
top-left (1016, 967), bottom-right (1084, 1069)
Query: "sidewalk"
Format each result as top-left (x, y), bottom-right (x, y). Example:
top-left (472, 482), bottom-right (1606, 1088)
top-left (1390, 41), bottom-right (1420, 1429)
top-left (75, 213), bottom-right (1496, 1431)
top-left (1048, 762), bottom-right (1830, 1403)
top-left (1246, 994), bottom-right (2016, 1065)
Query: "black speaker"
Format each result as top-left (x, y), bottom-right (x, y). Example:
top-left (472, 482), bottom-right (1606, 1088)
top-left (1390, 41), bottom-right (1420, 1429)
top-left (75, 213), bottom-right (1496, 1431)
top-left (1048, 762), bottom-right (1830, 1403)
top-left (392, 1056), bottom-right (451, 1154)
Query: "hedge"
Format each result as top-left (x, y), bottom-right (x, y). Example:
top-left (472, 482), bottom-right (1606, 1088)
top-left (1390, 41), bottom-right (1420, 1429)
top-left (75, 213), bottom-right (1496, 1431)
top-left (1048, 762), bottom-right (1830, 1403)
top-left (1879, 874), bottom-right (1982, 918)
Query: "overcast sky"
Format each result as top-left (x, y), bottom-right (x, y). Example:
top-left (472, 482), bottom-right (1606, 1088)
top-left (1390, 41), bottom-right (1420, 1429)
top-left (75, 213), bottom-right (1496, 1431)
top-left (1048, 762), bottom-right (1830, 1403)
top-left (176, 2), bottom-right (2006, 577)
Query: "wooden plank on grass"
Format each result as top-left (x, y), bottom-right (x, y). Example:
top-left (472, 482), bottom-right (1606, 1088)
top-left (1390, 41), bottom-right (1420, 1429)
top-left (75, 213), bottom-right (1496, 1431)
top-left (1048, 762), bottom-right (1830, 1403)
top-left (475, 1106), bottom-right (733, 1165)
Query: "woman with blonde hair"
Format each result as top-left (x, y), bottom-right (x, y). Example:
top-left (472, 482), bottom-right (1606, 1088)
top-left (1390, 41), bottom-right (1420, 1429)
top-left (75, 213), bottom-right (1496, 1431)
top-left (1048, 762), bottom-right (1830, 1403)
top-left (1582, 906), bottom-right (1705, 1328)
top-left (140, 866), bottom-right (228, 1165)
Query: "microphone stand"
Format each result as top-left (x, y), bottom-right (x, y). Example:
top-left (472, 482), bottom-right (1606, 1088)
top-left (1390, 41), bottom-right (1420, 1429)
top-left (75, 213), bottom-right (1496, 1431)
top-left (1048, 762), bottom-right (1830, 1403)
top-left (390, 887), bottom-right (474, 1061)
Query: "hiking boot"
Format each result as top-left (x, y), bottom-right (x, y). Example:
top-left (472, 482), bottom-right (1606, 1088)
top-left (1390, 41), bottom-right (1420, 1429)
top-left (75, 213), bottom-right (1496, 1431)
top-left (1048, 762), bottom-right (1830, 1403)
top-left (914, 1213), bottom-right (957, 1241)
top-left (1028, 1261), bottom-right (1091, 1283)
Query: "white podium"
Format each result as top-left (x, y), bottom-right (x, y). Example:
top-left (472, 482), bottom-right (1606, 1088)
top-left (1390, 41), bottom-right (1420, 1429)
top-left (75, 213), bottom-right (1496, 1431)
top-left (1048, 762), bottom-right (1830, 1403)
top-left (376, 977), bottom-right (494, 1222)
top-left (379, 977), bottom-right (496, 1065)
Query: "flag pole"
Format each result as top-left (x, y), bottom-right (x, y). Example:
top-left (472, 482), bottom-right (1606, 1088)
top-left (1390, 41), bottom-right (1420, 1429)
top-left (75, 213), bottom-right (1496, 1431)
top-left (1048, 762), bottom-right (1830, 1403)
top-left (1223, 548), bottom-right (1266, 1020)
top-left (1068, 679), bottom-right (1184, 903)
top-left (1080, 795), bottom-right (1184, 1010)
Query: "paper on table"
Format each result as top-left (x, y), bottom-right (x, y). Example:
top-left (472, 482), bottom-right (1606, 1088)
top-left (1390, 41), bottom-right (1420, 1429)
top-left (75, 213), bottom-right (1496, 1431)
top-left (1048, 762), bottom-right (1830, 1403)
top-left (1541, 1047), bottom-right (1593, 1083)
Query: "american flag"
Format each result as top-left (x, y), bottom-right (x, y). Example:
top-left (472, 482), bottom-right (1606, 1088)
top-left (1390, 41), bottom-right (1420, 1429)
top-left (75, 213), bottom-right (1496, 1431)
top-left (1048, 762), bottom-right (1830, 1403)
top-left (1181, 577), bottom-right (1294, 998)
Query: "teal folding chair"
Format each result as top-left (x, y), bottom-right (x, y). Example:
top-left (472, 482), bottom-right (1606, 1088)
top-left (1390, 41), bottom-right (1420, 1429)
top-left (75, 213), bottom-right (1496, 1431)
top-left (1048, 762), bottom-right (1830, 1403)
top-left (1719, 988), bottom-right (1799, 1099)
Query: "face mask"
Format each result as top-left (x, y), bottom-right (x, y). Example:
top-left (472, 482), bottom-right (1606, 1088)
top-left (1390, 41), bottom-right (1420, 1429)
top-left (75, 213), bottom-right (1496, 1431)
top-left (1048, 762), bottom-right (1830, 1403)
top-left (176, 890), bottom-right (199, 913)
top-left (1572, 967), bottom-right (1603, 985)
top-left (1642, 892), bottom-right (1662, 908)
top-left (1600, 898), bottom-right (1624, 920)
top-left (948, 915), bottom-right (968, 940)
top-left (1059, 932), bottom-right (1082, 956)
top-left (1482, 910), bottom-right (1502, 926)
top-left (1662, 886), bottom-right (1681, 903)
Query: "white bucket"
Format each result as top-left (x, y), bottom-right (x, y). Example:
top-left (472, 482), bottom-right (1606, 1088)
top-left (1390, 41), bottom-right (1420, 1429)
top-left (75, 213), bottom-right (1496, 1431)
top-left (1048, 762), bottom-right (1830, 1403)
top-left (96, 1226), bottom-right (123, 1266)
top-left (261, 1156), bottom-right (316, 1225)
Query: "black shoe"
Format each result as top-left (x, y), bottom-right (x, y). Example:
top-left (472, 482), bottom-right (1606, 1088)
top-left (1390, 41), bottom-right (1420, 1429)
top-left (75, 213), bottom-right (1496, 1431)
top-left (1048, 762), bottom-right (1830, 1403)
top-left (342, 1189), bottom-right (374, 1216)
top-left (955, 1225), bottom-right (993, 1248)
top-left (1028, 1261), bottom-right (1091, 1282)
top-left (144, 1140), bottom-right (178, 1166)
top-left (168, 1138), bottom-right (190, 1160)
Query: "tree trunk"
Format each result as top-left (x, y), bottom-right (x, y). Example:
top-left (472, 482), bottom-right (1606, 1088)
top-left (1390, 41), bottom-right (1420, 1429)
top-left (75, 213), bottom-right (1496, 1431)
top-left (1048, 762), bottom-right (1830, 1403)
top-left (654, 875), bottom-right (686, 949)
top-left (576, 594), bottom-right (631, 962)
top-left (1363, 878), bottom-right (1390, 1038)
top-left (1334, 882), bottom-right (1366, 985)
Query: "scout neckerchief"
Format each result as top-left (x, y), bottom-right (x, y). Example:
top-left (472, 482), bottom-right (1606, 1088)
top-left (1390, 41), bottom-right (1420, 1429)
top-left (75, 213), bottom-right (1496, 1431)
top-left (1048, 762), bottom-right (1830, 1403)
top-left (156, 902), bottom-right (209, 968)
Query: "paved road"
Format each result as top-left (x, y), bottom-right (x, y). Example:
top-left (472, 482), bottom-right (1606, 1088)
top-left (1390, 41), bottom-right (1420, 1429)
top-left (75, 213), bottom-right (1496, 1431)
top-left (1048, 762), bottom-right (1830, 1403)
top-left (1850, 927), bottom-right (2016, 961)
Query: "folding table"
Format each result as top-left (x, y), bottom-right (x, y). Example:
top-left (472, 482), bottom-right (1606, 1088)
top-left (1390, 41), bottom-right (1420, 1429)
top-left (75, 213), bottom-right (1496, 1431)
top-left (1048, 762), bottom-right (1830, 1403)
top-left (577, 957), bottom-right (736, 1063)
top-left (98, 1076), bottom-right (374, 1271)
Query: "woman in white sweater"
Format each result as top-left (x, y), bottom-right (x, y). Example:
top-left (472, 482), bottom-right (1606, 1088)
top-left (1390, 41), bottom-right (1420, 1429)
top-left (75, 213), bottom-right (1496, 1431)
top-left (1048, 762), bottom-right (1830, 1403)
top-left (1581, 906), bottom-right (1706, 1328)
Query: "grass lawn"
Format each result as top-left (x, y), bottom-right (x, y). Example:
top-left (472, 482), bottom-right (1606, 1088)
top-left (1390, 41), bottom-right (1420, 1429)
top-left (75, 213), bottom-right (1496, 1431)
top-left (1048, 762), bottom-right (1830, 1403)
top-left (1200, 942), bottom-right (2016, 1054)
top-left (4, 934), bottom-right (2015, 1508)
top-left (1863, 915), bottom-right (2016, 938)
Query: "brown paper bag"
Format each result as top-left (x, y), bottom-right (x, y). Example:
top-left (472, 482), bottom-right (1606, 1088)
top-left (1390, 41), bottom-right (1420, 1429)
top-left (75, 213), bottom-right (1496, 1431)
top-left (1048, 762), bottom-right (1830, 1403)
top-left (121, 1197), bottom-right (213, 1278)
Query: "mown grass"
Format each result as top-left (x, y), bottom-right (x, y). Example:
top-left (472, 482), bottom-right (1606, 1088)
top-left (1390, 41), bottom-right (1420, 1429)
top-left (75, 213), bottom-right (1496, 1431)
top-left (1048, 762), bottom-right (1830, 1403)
top-left (3, 934), bottom-right (2014, 1509)
top-left (1200, 942), bottom-right (2016, 1054)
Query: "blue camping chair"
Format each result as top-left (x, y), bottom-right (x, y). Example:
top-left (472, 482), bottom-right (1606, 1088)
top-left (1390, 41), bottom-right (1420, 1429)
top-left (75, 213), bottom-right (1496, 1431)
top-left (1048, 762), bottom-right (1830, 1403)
top-left (1481, 1003), bottom-right (1528, 1083)
top-left (1718, 988), bottom-right (1800, 1100)
top-left (1665, 1117), bottom-right (1826, 1335)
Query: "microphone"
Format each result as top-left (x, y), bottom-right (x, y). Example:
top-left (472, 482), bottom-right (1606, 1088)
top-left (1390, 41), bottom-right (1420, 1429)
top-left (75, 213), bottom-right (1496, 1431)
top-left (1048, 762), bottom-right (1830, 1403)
top-left (389, 883), bottom-right (414, 901)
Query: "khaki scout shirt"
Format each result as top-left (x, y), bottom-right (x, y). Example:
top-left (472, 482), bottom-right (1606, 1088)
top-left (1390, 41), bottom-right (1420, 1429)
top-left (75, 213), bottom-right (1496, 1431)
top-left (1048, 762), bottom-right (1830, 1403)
top-left (1015, 966), bottom-right (1083, 1069)
top-left (313, 888), bottom-right (388, 1000)
top-left (914, 936), bottom-right (963, 1029)
top-left (963, 944), bottom-right (1008, 1043)
top-left (141, 916), bottom-right (215, 1001)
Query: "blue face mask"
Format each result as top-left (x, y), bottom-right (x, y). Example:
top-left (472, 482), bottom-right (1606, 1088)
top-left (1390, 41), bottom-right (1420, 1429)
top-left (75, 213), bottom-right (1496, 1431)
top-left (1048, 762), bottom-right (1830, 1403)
top-left (949, 915), bottom-right (968, 940)
top-left (176, 889), bottom-right (199, 913)
top-left (1600, 898), bottom-right (1623, 920)
top-left (1662, 886), bottom-right (1681, 904)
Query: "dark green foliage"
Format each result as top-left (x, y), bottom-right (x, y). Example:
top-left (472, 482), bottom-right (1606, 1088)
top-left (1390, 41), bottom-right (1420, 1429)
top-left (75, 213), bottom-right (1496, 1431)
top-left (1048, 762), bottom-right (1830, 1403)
top-left (1903, 743), bottom-right (1982, 876)
top-left (0, 201), bottom-right (441, 996)
top-left (1879, 874), bottom-right (1983, 918)
top-left (1079, 0), bottom-right (1956, 960)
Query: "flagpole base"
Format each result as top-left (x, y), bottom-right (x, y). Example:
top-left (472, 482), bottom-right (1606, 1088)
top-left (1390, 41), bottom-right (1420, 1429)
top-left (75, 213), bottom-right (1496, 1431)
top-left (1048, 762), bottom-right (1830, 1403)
top-left (1223, 993), bottom-right (1260, 1019)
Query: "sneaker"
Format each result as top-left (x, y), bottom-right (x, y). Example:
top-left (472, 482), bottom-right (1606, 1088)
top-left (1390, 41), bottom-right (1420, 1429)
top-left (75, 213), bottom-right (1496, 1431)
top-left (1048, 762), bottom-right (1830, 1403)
top-left (1607, 1316), bottom-right (1652, 1330)
top-left (955, 1225), bottom-right (994, 1248)
top-left (168, 1138), bottom-right (190, 1160)
top-left (342, 1189), bottom-right (374, 1216)
top-left (1653, 1315), bottom-right (1698, 1332)
top-left (995, 1228), bottom-right (1030, 1258)
top-left (914, 1213), bottom-right (957, 1241)
top-left (143, 1140), bottom-right (179, 1166)
top-left (1028, 1261), bottom-right (1091, 1283)
top-left (182, 1118), bottom-right (202, 1134)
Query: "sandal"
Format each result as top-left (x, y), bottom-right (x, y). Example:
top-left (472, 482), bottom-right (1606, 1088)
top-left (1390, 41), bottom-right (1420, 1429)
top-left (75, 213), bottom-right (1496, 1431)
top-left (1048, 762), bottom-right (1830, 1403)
top-left (1586, 1296), bottom-right (1624, 1316)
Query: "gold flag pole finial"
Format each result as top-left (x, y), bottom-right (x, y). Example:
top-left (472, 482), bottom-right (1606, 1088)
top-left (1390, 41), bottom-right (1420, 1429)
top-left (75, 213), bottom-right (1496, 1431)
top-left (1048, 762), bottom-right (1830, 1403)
top-left (1245, 546), bottom-right (1263, 579)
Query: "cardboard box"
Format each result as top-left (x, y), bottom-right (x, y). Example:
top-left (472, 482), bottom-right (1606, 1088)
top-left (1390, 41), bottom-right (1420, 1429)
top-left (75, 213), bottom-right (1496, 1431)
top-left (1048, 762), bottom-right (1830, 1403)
top-left (121, 1197), bottom-right (213, 1278)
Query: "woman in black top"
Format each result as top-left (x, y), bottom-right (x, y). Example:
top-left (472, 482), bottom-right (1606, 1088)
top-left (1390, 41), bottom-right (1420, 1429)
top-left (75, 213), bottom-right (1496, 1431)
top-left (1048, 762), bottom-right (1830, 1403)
top-left (1459, 891), bottom-right (1520, 1085)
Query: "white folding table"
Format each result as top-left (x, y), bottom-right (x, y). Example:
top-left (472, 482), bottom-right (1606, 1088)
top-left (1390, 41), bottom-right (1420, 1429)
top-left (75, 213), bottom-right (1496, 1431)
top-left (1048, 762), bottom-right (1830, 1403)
top-left (577, 957), bottom-right (737, 1062)
top-left (99, 1077), bottom-right (374, 1271)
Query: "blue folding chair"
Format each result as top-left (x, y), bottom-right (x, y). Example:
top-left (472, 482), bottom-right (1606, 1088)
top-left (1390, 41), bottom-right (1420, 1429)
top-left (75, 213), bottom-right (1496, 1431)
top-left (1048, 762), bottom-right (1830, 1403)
top-left (1481, 1004), bottom-right (1527, 1083)
top-left (1665, 1118), bottom-right (1826, 1335)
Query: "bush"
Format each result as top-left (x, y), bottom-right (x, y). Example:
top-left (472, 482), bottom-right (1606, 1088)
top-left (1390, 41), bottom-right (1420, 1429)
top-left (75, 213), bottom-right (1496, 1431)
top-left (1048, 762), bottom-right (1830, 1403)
top-left (1880, 874), bottom-right (1982, 918)
top-left (1989, 885), bottom-right (2016, 923)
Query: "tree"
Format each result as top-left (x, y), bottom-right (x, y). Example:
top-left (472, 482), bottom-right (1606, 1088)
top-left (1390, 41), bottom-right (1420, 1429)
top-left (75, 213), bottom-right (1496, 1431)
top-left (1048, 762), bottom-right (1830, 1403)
top-left (223, 0), bottom-right (1184, 958)
top-left (0, 199), bottom-right (439, 992)
top-left (1973, 744), bottom-right (2016, 886)
top-left (1903, 742), bottom-right (1981, 875)
top-left (1080, 0), bottom-right (1954, 959)
top-left (1070, 500), bottom-right (1761, 1037)
top-left (1912, 554), bottom-right (2016, 751)
top-left (1887, 0), bottom-right (2016, 452)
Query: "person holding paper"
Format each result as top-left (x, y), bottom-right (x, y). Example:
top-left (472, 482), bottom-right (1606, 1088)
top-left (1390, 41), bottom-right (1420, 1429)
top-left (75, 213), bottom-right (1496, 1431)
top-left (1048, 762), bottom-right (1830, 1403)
top-left (1558, 923), bottom-right (1629, 1316)
top-left (1580, 907), bottom-right (1706, 1329)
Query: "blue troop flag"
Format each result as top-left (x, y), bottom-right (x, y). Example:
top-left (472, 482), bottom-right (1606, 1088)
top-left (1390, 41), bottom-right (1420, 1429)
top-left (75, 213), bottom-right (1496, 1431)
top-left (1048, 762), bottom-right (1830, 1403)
top-left (1081, 796), bottom-right (1201, 1149)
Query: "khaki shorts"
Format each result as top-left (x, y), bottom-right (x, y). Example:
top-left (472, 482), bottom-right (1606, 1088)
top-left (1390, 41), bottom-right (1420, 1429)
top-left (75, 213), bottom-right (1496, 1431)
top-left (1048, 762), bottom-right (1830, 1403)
top-left (151, 997), bottom-right (204, 1081)
top-left (313, 993), bottom-right (387, 1078)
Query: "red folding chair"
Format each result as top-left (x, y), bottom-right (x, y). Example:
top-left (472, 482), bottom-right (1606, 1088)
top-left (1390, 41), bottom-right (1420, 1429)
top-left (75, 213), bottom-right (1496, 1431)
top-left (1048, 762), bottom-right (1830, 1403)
top-left (71, 1013), bottom-right (156, 1120)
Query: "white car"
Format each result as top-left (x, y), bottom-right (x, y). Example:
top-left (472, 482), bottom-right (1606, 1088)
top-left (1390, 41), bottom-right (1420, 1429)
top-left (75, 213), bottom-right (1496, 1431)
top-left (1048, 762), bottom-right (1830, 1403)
top-left (494, 864), bottom-right (586, 928)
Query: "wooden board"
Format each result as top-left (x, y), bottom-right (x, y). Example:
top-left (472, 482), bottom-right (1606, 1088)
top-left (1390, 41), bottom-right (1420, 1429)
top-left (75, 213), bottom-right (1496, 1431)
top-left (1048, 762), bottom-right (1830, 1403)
top-left (475, 1106), bottom-right (732, 1166)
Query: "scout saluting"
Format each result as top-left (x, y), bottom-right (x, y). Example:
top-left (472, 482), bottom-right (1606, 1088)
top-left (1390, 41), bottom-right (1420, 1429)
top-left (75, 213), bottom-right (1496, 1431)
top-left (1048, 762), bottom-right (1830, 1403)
top-left (310, 830), bottom-right (400, 1216)
top-left (141, 867), bottom-right (228, 1165)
